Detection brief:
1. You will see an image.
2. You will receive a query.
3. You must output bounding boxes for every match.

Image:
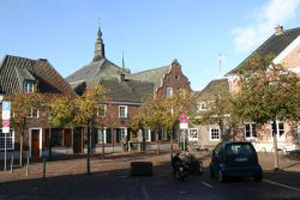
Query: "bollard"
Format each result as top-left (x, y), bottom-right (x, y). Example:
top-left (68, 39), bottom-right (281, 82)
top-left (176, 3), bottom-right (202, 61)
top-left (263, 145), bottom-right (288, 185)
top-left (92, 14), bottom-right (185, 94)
top-left (26, 156), bottom-right (29, 176)
top-left (10, 155), bottom-right (14, 173)
top-left (43, 158), bottom-right (47, 179)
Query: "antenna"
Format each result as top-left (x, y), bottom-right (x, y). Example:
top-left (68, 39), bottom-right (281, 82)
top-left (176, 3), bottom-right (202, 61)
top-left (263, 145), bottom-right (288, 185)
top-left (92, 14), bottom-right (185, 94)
top-left (122, 50), bottom-right (125, 69)
top-left (218, 53), bottom-right (225, 78)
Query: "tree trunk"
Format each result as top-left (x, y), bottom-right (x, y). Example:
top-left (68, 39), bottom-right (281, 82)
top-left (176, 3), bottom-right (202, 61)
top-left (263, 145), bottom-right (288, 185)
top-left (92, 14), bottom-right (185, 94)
top-left (112, 128), bottom-right (115, 153)
top-left (142, 129), bottom-right (146, 151)
top-left (272, 120), bottom-right (279, 170)
top-left (19, 132), bottom-right (23, 167)
top-left (102, 127), bottom-right (105, 160)
top-left (156, 130), bottom-right (160, 155)
top-left (170, 127), bottom-right (174, 162)
top-left (87, 124), bottom-right (91, 174)
top-left (219, 121), bottom-right (224, 141)
top-left (48, 126), bottom-right (52, 159)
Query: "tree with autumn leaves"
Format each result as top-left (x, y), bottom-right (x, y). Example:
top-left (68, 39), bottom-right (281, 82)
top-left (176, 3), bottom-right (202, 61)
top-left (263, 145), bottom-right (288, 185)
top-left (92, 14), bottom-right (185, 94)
top-left (232, 53), bottom-right (300, 169)
top-left (197, 91), bottom-right (234, 141)
top-left (131, 91), bottom-right (197, 160)
top-left (46, 95), bottom-right (76, 159)
top-left (11, 91), bottom-right (44, 166)
top-left (74, 85), bottom-right (107, 174)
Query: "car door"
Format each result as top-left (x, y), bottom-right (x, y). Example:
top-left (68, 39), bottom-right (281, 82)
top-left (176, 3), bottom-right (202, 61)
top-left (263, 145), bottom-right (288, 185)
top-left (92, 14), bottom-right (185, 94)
top-left (211, 143), bottom-right (222, 173)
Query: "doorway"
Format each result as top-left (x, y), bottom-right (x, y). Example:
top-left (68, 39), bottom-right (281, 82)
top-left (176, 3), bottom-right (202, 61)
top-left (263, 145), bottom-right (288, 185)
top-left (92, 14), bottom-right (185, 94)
top-left (30, 128), bottom-right (42, 157)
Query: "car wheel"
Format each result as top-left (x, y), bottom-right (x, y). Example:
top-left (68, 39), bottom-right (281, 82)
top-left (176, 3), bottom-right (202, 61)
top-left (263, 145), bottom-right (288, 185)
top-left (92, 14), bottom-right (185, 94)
top-left (254, 174), bottom-right (262, 182)
top-left (218, 170), bottom-right (226, 183)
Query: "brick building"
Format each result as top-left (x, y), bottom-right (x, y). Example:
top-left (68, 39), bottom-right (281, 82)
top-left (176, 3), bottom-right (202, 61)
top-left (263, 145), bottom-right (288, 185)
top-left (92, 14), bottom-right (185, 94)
top-left (66, 27), bottom-right (192, 152)
top-left (193, 78), bottom-right (231, 150)
top-left (0, 55), bottom-right (76, 159)
top-left (226, 26), bottom-right (300, 152)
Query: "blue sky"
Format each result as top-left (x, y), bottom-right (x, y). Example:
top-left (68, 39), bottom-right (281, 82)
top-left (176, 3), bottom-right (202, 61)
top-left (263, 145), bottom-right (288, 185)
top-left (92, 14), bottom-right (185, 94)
top-left (1, 0), bottom-right (299, 90)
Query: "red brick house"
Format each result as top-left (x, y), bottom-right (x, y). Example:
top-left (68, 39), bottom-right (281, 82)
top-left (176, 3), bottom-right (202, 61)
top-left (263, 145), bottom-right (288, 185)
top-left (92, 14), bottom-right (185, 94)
top-left (66, 27), bottom-right (192, 152)
top-left (0, 55), bottom-right (76, 159)
top-left (226, 26), bottom-right (300, 152)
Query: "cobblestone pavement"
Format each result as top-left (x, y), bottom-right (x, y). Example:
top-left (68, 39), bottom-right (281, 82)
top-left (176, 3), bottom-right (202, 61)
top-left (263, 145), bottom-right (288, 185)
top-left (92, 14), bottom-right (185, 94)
top-left (0, 151), bottom-right (172, 182)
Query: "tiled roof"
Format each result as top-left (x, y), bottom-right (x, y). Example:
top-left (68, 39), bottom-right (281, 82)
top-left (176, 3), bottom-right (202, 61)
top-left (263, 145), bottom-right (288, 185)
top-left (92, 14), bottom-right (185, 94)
top-left (227, 27), bottom-right (300, 74)
top-left (0, 55), bottom-right (75, 97)
top-left (128, 66), bottom-right (170, 90)
top-left (197, 78), bottom-right (229, 101)
top-left (66, 58), bottom-right (128, 84)
top-left (87, 77), bottom-right (154, 103)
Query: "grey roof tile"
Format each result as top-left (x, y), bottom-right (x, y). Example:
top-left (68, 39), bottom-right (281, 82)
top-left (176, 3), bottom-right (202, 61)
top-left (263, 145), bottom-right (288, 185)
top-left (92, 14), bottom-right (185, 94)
top-left (197, 78), bottom-right (229, 101)
top-left (128, 65), bottom-right (170, 90)
top-left (227, 27), bottom-right (300, 74)
top-left (66, 58), bottom-right (128, 84)
top-left (0, 55), bottom-right (75, 97)
top-left (94, 77), bottom-right (154, 103)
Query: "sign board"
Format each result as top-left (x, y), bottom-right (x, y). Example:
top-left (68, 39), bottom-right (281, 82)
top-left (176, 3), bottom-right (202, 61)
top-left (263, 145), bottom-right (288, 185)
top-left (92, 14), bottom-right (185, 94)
top-left (180, 123), bottom-right (188, 129)
top-left (2, 101), bottom-right (11, 133)
top-left (178, 115), bottom-right (189, 129)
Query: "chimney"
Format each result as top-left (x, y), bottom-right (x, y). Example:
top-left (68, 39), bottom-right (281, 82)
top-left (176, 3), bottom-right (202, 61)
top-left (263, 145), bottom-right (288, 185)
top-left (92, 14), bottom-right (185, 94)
top-left (38, 58), bottom-right (48, 62)
top-left (275, 25), bottom-right (284, 36)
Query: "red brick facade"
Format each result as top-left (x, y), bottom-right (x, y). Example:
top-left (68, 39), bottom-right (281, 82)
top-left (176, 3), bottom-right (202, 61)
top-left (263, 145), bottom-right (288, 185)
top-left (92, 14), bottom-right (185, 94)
top-left (156, 60), bottom-right (192, 96)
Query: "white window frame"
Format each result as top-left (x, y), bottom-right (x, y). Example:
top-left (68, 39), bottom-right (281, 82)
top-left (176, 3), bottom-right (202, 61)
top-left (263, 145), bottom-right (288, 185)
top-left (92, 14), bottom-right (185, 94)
top-left (0, 128), bottom-right (15, 150)
top-left (198, 102), bottom-right (208, 111)
top-left (145, 129), bottom-right (151, 142)
top-left (119, 127), bottom-right (127, 140)
top-left (244, 122), bottom-right (257, 139)
top-left (270, 121), bottom-right (285, 141)
top-left (97, 128), bottom-right (107, 144)
top-left (188, 128), bottom-right (198, 141)
top-left (119, 105), bottom-right (128, 118)
top-left (23, 81), bottom-right (34, 93)
top-left (162, 129), bottom-right (168, 140)
top-left (210, 128), bottom-right (220, 141)
top-left (30, 108), bottom-right (39, 118)
top-left (179, 89), bottom-right (186, 97)
top-left (166, 87), bottom-right (173, 97)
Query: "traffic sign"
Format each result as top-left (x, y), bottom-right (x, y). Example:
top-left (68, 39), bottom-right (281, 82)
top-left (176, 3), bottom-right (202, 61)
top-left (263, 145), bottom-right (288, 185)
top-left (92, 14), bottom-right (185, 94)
top-left (2, 100), bottom-right (11, 171)
top-left (2, 101), bottom-right (11, 133)
top-left (178, 115), bottom-right (189, 123)
top-left (179, 115), bottom-right (189, 129)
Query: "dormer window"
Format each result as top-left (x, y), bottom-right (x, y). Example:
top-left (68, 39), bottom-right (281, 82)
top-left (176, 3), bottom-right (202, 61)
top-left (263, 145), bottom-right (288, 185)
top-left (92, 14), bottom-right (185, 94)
top-left (23, 81), bottom-right (34, 93)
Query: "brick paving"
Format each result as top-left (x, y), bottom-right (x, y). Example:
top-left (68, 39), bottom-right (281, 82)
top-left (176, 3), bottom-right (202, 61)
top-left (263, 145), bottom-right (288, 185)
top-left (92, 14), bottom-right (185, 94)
top-left (0, 151), bottom-right (171, 182)
top-left (0, 151), bottom-right (299, 183)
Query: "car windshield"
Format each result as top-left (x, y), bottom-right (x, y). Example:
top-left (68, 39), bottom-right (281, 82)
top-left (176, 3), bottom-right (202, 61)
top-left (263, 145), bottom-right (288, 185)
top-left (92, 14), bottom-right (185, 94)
top-left (226, 144), bottom-right (255, 156)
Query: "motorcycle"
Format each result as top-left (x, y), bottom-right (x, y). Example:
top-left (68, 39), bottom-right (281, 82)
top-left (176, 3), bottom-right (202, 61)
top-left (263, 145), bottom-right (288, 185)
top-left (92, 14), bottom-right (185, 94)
top-left (172, 153), bottom-right (190, 182)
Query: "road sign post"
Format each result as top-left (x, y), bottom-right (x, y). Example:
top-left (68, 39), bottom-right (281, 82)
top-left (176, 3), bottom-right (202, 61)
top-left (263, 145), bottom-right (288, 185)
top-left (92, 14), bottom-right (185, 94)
top-left (178, 115), bottom-right (189, 151)
top-left (2, 101), bottom-right (11, 171)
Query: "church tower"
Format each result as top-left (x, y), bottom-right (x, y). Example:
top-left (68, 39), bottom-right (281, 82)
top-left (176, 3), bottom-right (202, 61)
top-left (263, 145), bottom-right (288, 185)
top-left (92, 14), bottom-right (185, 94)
top-left (93, 27), bottom-right (105, 62)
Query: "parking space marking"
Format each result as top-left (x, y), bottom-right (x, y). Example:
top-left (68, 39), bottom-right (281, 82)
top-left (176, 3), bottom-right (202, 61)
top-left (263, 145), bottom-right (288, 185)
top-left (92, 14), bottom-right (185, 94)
top-left (264, 179), bottom-right (300, 192)
top-left (141, 185), bottom-right (150, 200)
top-left (201, 181), bottom-right (213, 189)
